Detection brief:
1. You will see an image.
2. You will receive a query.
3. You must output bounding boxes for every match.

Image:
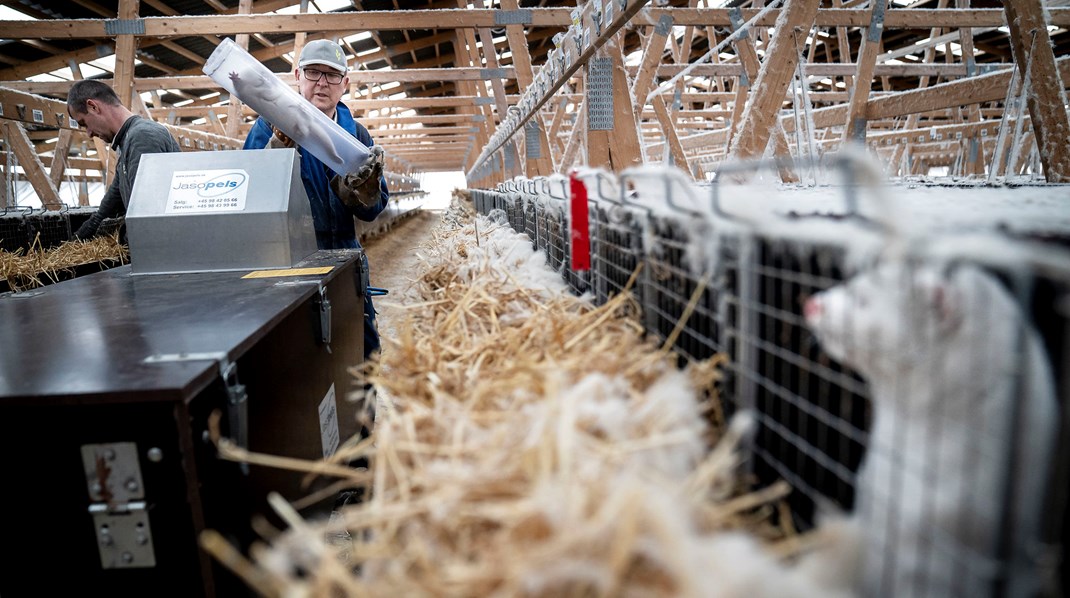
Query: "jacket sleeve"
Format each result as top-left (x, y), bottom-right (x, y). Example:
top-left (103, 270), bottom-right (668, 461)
top-left (244, 118), bottom-right (273, 150)
top-left (97, 179), bottom-right (125, 219)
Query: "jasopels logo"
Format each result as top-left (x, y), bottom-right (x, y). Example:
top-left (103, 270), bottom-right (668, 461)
top-left (171, 172), bottom-right (248, 197)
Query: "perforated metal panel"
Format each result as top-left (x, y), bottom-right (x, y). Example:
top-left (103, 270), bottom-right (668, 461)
top-left (524, 120), bottom-right (542, 159)
top-left (586, 57), bottom-right (614, 131)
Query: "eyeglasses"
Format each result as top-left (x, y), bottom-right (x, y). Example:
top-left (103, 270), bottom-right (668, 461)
top-left (302, 68), bottom-right (344, 85)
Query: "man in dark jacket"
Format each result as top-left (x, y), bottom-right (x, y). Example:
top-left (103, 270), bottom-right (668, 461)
top-left (243, 39), bottom-right (389, 359)
top-left (67, 80), bottom-right (181, 239)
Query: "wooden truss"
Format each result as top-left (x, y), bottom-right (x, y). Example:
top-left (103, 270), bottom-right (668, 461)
top-left (0, 0), bottom-right (1068, 206)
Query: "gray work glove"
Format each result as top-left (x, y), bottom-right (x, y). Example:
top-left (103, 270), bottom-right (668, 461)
top-left (330, 145), bottom-right (385, 209)
top-left (74, 212), bottom-right (104, 240)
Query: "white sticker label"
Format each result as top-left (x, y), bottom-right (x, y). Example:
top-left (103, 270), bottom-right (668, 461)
top-left (318, 383), bottom-right (340, 458)
top-left (31, 108), bottom-right (44, 123)
top-left (165, 169), bottom-right (249, 214)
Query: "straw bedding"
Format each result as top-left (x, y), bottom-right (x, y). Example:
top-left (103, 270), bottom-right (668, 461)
top-left (0, 233), bottom-right (128, 292)
top-left (205, 194), bottom-right (852, 597)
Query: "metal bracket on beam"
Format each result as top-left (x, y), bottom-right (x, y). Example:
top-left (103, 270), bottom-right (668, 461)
top-left (495, 9), bottom-right (532, 25)
top-left (728, 8), bottom-right (747, 40)
top-left (654, 14), bottom-right (673, 37)
top-left (474, 97), bottom-right (495, 106)
top-left (867, 1), bottom-right (886, 43)
top-left (480, 68), bottom-right (509, 80)
top-left (104, 18), bottom-right (146, 35)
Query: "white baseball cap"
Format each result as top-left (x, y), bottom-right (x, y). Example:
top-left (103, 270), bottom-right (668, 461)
top-left (298, 39), bottom-right (348, 73)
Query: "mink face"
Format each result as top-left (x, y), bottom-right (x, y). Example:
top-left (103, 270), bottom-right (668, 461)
top-left (804, 262), bottom-right (955, 383)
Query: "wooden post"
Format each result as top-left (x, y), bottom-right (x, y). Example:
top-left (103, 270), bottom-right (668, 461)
top-left (292, 0), bottom-right (309, 72)
top-left (2, 121), bottom-right (61, 209)
top-left (560, 95), bottom-right (587, 174)
top-left (631, 15), bottom-right (672, 105)
top-left (112, 0), bottom-right (139, 108)
top-left (497, 0), bottom-right (553, 177)
top-left (546, 96), bottom-right (571, 156)
top-left (889, 0), bottom-right (947, 175)
top-left (729, 0), bottom-right (821, 163)
top-left (1004, 0), bottom-right (1070, 182)
top-left (49, 127), bottom-right (73, 188)
top-left (225, 0), bottom-right (252, 138)
top-left (651, 95), bottom-right (689, 175)
top-left (956, 0), bottom-right (984, 176)
top-left (841, 0), bottom-right (886, 144)
top-left (476, 9), bottom-right (510, 126)
top-left (587, 37), bottom-right (642, 172)
top-left (729, 8), bottom-right (798, 182)
top-left (0, 144), bottom-right (8, 209)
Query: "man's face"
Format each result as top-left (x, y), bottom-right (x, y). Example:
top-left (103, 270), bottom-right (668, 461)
top-left (296, 65), bottom-right (348, 116)
top-left (69, 99), bottom-right (114, 143)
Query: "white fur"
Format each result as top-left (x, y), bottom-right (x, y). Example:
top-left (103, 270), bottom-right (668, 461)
top-left (804, 260), bottom-right (1056, 597)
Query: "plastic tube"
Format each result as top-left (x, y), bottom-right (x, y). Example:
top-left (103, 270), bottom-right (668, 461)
top-left (203, 38), bottom-right (369, 175)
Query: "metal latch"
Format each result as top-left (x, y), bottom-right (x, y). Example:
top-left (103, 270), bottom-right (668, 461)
top-left (318, 285), bottom-right (332, 352)
top-left (221, 360), bottom-right (250, 475)
top-left (81, 442), bottom-right (156, 569)
top-left (142, 352), bottom-right (250, 473)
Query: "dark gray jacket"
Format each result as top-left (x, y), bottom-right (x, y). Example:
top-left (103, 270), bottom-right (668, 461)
top-left (77, 116), bottom-right (181, 239)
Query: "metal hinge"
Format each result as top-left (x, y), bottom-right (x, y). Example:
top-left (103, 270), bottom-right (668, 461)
top-left (81, 442), bottom-right (156, 569)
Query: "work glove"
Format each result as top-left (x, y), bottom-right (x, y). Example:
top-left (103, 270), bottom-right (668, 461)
top-left (74, 212), bottom-right (103, 241)
top-left (267, 124), bottom-right (295, 149)
top-left (330, 145), bottom-right (385, 210)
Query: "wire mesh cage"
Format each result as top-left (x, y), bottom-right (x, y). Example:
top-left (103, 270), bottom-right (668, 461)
top-left (0, 209), bottom-right (30, 253)
top-left (27, 210), bottom-right (72, 249)
top-left (540, 197), bottom-right (567, 274)
top-left (640, 211), bottom-right (728, 364)
top-left (589, 199), bottom-right (644, 306)
top-left (523, 190), bottom-right (539, 249)
top-left (471, 167), bottom-right (1068, 597)
top-left (726, 237), bottom-right (868, 526)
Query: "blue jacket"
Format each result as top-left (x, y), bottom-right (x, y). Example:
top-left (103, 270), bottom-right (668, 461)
top-left (243, 103), bottom-right (389, 250)
top-left (244, 103), bottom-right (387, 358)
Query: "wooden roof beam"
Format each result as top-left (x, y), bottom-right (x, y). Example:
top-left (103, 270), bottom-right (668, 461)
top-left (6, 8), bottom-right (1068, 40)
top-left (729, 0), bottom-right (821, 162)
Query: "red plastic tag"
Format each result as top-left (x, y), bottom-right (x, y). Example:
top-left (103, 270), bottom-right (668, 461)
top-left (569, 172), bottom-right (591, 271)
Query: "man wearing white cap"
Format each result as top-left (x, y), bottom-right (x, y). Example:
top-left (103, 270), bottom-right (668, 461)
top-left (244, 38), bottom-right (388, 358)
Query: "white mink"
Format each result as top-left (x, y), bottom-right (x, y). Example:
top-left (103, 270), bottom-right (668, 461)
top-left (228, 68), bottom-right (347, 170)
top-left (803, 260), bottom-right (1056, 598)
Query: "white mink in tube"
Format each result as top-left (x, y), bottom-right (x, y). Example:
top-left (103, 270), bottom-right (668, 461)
top-left (204, 38), bottom-right (369, 174)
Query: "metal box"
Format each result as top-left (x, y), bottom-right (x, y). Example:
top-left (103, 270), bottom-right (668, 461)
top-left (0, 250), bottom-right (368, 597)
top-left (125, 148), bottom-right (318, 275)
